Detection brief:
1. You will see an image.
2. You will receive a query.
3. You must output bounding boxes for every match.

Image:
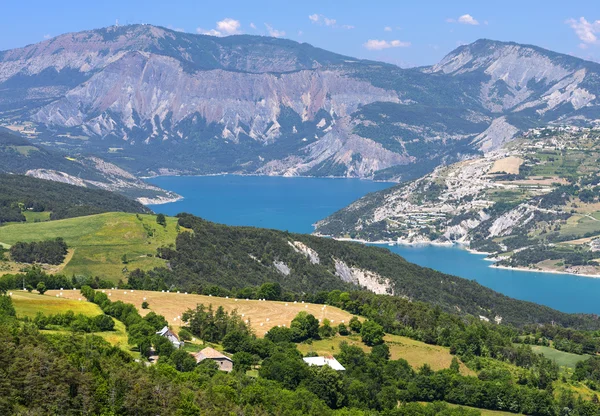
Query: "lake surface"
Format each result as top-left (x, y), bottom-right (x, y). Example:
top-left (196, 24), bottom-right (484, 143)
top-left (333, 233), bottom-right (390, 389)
top-left (149, 175), bottom-right (600, 314)
top-left (148, 175), bottom-right (391, 233)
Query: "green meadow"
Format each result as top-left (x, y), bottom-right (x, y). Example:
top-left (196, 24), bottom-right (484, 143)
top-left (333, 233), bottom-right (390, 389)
top-left (0, 212), bottom-right (183, 281)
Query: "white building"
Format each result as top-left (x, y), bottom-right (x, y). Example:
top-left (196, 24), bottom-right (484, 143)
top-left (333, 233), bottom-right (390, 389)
top-left (303, 356), bottom-right (345, 371)
top-left (156, 326), bottom-right (183, 349)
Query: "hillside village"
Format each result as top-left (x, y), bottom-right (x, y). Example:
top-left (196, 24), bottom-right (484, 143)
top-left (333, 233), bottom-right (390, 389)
top-left (316, 124), bottom-right (600, 276)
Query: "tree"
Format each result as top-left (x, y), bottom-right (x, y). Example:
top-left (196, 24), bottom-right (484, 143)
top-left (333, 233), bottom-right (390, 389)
top-left (36, 282), bottom-right (47, 295)
top-left (0, 295), bottom-right (16, 316)
top-left (338, 323), bottom-right (349, 336)
top-left (233, 351), bottom-right (254, 373)
top-left (259, 352), bottom-right (309, 390)
top-left (349, 316), bottom-right (362, 333)
top-left (156, 213), bottom-right (167, 227)
top-left (303, 365), bottom-right (347, 409)
top-left (121, 254), bottom-right (128, 264)
top-left (256, 282), bottom-right (282, 300)
top-left (318, 319), bottom-right (336, 339)
top-left (178, 328), bottom-right (192, 341)
top-left (25, 284), bottom-right (33, 293)
top-left (93, 314), bottom-right (115, 331)
top-left (450, 357), bottom-right (461, 373)
top-left (141, 301), bottom-right (149, 309)
top-left (360, 320), bottom-right (384, 346)
top-left (290, 312), bottom-right (320, 342)
top-left (169, 349), bottom-right (196, 372)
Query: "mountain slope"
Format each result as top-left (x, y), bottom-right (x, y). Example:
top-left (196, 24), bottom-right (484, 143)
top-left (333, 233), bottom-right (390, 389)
top-left (2, 26), bottom-right (599, 181)
top-left (0, 128), bottom-right (179, 203)
top-left (0, 174), bottom-right (150, 224)
top-left (125, 213), bottom-right (600, 329)
top-left (315, 125), bottom-right (600, 275)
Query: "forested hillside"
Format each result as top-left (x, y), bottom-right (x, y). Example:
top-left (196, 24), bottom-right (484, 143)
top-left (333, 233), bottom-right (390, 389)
top-left (0, 174), bottom-right (150, 223)
top-left (128, 214), bottom-right (600, 329)
top-left (0, 128), bottom-right (180, 203)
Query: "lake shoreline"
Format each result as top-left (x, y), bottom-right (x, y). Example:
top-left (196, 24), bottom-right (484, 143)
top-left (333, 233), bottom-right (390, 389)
top-left (321, 234), bottom-right (600, 279)
top-left (142, 171), bottom-right (396, 184)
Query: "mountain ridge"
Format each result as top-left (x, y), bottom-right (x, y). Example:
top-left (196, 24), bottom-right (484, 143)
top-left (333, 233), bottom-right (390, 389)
top-left (1, 25), bottom-right (599, 182)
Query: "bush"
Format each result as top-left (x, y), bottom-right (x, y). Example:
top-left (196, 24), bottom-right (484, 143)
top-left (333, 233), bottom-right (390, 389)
top-left (141, 301), bottom-right (149, 309)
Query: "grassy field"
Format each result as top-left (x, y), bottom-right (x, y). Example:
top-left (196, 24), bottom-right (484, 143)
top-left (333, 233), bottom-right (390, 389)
top-left (10, 291), bottom-right (103, 317)
top-left (0, 212), bottom-right (183, 281)
top-left (559, 214), bottom-right (600, 238)
top-left (9, 292), bottom-right (140, 356)
top-left (48, 289), bottom-right (357, 336)
top-left (530, 345), bottom-right (589, 369)
top-left (296, 334), bottom-right (474, 375)
top-left (22, 211), bottom-right (51, 223)
top-left (417, 402), bottom-right (525, 416)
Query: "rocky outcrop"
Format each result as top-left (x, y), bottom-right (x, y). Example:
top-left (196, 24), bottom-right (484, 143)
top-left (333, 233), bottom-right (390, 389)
top-left (333, 258), bottom-right (393, 295)
top-left (288, 241), bottom-right (320, 264)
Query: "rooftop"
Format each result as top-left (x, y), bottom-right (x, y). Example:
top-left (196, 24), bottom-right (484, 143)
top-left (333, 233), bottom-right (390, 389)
top-left (303, 356), bottom-right (346, 371)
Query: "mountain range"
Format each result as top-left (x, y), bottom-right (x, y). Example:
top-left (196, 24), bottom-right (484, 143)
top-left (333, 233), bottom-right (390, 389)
top-left (1, 24), bottom-right (599, 182)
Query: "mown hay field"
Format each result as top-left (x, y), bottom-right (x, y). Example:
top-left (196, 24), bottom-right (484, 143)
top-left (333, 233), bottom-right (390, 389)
top-left (48, 289), bottom-right (357, 336)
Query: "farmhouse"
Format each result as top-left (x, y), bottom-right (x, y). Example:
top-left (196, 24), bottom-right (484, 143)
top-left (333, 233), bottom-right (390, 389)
top-left (194, 347), bottom-right (233, 372)
top-left (303, 356), bottom-right (346, 371)
top-left (156, 326), bottom-right (183, 349)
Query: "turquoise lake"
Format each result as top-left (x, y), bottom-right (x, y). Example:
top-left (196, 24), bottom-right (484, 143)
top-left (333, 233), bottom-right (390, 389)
top-left (148, 175), bottom-right (600, 314)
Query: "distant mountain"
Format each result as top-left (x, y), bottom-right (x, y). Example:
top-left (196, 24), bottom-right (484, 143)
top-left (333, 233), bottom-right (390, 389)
top-left (0, 128), bottom-right (179, 203)
top-left (1, 26), bottom-right (599, 180)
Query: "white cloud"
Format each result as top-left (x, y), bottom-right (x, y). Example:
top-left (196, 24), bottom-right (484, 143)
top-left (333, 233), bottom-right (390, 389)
top-left (324, 17), bottom-right (336, 27)
top-left (43, 34), bottom-right (51, 39)
top-left (298, 30), bottom-right (304, 36)
top-left (250, 22), bottom-right (257, 30)
top-left (384, 26), bottom-right (392, 32)
top-left (566, 17), bottom-right (600, 46)
top-left (265, 23), bottom-right (285, 38)
top-left (308, 14), bottom-right (353, 29)
top-left (363, 39), bottom-right (411, 50)
top-left (197, 18), bottom-right (241, 37)
top-left (447, 14), bottom-right (480, 25)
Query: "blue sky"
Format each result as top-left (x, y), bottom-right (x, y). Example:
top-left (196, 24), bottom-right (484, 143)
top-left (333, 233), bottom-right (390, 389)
top-left (1, 0), bottom-right (599, 67)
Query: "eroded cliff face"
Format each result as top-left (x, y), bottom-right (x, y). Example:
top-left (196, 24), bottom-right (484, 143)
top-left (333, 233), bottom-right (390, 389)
top-left (2, 27), bottom-right (600, 180)
top-left (32, 52), bottom-right (399, 145)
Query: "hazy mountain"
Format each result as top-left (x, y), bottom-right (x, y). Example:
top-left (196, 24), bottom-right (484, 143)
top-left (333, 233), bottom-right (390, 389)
top-left (1, 26), bottom-right (598, 180)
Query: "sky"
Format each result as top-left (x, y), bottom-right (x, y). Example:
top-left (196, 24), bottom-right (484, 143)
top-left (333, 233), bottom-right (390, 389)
top-left (1, 0), bottom-right (599, 67)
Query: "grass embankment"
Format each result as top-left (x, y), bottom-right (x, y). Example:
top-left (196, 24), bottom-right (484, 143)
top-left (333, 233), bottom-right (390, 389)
top-left (0, 212), bottom-right (182, 281)
top-left (48, 289), bottom-right (357, 336)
